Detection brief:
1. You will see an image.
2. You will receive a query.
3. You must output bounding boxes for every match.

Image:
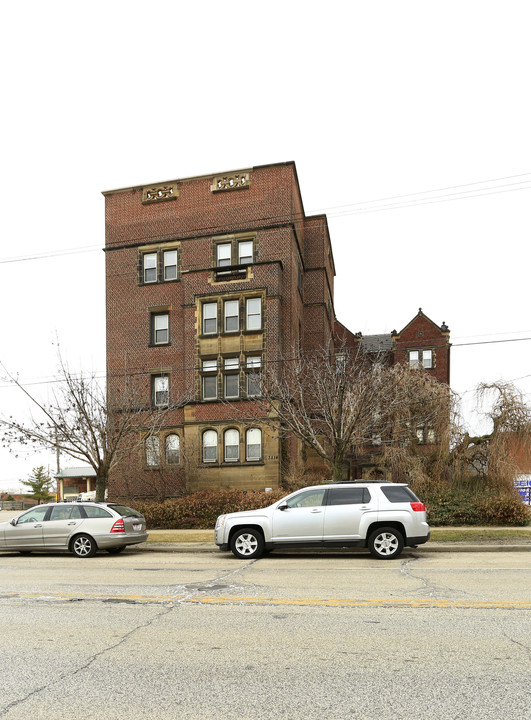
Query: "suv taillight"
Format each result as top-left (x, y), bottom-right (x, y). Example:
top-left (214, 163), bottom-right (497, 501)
top-left (410, 502), bottom-right (426, 512)
top-left (110, 518), bottom-right (125, 533)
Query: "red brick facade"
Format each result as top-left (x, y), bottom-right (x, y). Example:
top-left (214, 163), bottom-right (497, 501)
top-left (104, 164), bottom-right (451, 495)
top-left (104, 163), bottom-right (336, 495)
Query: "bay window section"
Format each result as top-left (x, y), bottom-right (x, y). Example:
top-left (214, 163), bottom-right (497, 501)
top-left (202, 359), bottom-right (218, 401)
top-left (245, 356), bottom-right (262, 397)
top-left (223, 357), bottom-right (240, 399)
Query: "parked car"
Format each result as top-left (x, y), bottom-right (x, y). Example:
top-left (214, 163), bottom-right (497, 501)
top-left (215, 482), bottom-right (430, 560)
top-left (0, 502), bottom-right (148, 558)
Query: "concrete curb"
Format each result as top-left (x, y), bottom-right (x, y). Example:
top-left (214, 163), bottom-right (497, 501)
top-left (137, 541), bottom-right (531, 554)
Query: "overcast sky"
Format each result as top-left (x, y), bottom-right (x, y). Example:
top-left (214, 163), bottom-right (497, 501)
top-left (1, 1), bottom-right (530, 491)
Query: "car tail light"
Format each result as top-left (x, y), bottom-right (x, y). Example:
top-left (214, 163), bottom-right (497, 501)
top-left (110, 518), bottom-right (125, 533)
top-left (410, 502), bottom-right (426, 512)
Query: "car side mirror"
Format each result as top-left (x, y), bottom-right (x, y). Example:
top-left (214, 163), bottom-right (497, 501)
top-left (10, 518), bottom-right (17, 526)
top-left (278, 502), bottom-right (289, 511)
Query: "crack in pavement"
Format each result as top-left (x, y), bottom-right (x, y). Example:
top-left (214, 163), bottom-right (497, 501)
top-left (0, 604), bottom-right (174, 718)
top-left (399, 556), bottom-right (476, 601)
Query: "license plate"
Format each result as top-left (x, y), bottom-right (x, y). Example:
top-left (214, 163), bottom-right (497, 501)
top-left (133, 524), bottom-right (142, 531)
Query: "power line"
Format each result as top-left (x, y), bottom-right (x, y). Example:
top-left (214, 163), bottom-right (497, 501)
top-left (1, 172), bottom-right (530, 266)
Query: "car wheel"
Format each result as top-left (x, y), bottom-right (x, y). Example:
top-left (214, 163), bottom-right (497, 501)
top-left (368, 527), bottom-right (404, 559)
top-left (230, 528), bottom-right (265, 559)
top-left (106, 546), bottom-right (126, 554)
top-left (71, 534), bottom-right (97, 558)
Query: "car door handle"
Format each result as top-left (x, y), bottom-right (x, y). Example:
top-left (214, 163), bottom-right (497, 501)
top-left (310, 509), bottom-right (323, 513)
top-left (67, 522), bottom-right (77, 525)
top-left (33, 524), bottom-right (43, 528)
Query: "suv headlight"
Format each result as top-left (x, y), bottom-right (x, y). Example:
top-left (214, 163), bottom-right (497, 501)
top-left (215, 515), bottom-right (226, 529)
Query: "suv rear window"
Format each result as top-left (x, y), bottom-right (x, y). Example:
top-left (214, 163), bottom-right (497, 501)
top-left (328, 487), bottom-right (371, 505)
top-left (380, 486), bottom-right (419, 503)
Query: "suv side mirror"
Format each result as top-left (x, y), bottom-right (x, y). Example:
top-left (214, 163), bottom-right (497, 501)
top-left (278, 502), bottom-right (288, 511)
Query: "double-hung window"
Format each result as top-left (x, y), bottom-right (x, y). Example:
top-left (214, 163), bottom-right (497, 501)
top-left (202, 430), bottom-right (218, 463)
top-left (224, 429), bottom-right (240, 462)
top-left (202, 359), bottom-right (218, 401)
top-left (238, 240), bottom-right (253, 265)
top-left (143, 253), bottom-right (157, 283)
top-left (152, 313), bottom-right (169, 345)
top-left (245, 298), bottom-right (262, 331)
top-left (145, 435), bottom-right (160, 466)
top-left (165, 434), bottom-right (180, 464)
top-left (216, 243), bottom-right (232, 268)
top-left (152, 375), bottom-right (169, 407)
top-left (245, 356), bottom-right (261, 397)
top-left (223, 357), bottom-right (240, 399)
top-left (224, 300), bottom-right (239, 333)
top-left (246, 428), bottom-right (262, 461)
top-left (163, 250), bottom-right (178, 280)
top-left (203, 302), bottom-right (218, 335)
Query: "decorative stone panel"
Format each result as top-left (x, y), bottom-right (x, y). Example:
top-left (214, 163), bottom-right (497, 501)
top-left (210, 173), bottom-right (251, 192)
top-left (142, 184), bottom-right (179, 204)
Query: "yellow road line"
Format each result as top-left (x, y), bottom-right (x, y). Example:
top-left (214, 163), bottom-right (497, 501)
top-left (2, 590), bottom-right (530, 609)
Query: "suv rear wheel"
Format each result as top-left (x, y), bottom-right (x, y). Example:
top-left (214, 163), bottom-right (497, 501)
top-left (368, 527), bottom-right (404, 559)
top-left (230, 528), bottom-right (265, 559)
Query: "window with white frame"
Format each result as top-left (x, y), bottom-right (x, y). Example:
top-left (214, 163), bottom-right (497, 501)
top-left (223, 357), bottom-right (240, 399)
top-left (202, 359), bottom-right (218, 401)
top-left (224, 428), bottom-right (240, 462)
top-left (245, 356), bottom-right (262, 397)
top-left (163, 250), bottom-right (178, 281)
top-left (202, 302), bottom-right (218, 334)
top-left (152, 375), bottom-right (169, 407)
top-left (409, 349), bottom-right (434, 369)
top-left (152, 313), bottom-right (169, 345)
top-left (246, 428), bottom-right (262, 461)
top-left (238, 239), bottom-right (253, 265)
top-left (245, 297), bottom-right (262, 331)
top-left (216, 243), bottom-right (232, 267)
top-left (224, 300), bottom-right (239, 333)
top-left (145, 435), bottom-right (160, 466)
top-left (165, 434), bottom-right (180, 464)
top-left (202, 429), bottom-right (218, 463)
top-left (143, 253), bottom-right (157, 283)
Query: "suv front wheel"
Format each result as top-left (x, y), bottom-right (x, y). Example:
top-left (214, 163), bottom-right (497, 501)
top-left (368, 527), bottom-right (404, 560)
top-left (230, 528), bottom-right (265, 559)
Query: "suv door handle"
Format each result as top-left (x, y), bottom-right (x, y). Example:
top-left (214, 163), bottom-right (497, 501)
top-left (310, 509), bottom-right (323, 513)
top-left (67, 522), bottom-right (77, 525)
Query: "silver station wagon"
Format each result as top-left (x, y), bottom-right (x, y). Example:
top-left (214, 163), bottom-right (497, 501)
top-left (0, 502), bottom-right (148, 558)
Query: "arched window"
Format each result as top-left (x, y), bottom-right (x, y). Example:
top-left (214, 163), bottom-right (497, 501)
top-left (145, 435), bottom-right (160, 466)
top-left (246, 428), bottom-right (262, 461)
top-left (224, 429), bottom-right (240, 462)
top-left (165, 434), bottom-right (180, 464)
top-left (202, 429), bottom-right (218, 463)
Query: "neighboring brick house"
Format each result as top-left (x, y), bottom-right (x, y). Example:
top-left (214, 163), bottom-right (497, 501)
top-left (351, 309), bottom-right (451, 478)
top-left (104, 163), bottom-right (451, 495)
top-left (104, 162), bottom-right (337, 495)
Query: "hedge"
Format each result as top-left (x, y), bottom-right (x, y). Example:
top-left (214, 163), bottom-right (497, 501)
top-left (130, 483), bottom-right (530, 529)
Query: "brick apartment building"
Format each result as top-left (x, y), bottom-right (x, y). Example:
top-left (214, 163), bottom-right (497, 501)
top-left (104, 162), bottom-right (450, 495)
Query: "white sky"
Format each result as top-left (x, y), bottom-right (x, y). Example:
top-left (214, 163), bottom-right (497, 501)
top-left (1, 1), bottom-right (530, 491)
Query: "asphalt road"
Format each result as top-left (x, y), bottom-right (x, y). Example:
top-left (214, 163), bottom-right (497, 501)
top-left (0, 549), bottom-right (530, 720)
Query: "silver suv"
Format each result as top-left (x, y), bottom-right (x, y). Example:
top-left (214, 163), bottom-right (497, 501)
top-left (215, 482), bottom-right (430, 560)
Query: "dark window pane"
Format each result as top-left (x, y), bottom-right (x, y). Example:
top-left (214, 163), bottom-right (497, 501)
top-left (380, 486), bottom-right (419, 503)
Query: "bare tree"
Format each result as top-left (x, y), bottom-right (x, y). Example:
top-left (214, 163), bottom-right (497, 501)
top-left (1, 355), bottom-right (190, 501)
top-left (433, 381), bottom-right (531, 487)
top-left (234, 345), bottom-right (451, 481)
